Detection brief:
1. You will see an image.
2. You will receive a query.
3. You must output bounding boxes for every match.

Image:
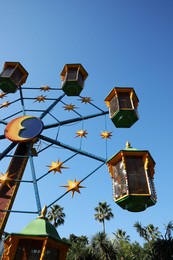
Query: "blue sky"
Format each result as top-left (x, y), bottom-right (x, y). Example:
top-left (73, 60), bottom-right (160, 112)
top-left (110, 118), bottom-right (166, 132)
top-left (0, 0), bottom-right (173, 244)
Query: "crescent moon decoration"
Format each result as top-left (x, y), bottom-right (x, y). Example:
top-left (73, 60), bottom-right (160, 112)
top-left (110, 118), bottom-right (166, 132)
top-left (4, 116), bottom-right (44, 143)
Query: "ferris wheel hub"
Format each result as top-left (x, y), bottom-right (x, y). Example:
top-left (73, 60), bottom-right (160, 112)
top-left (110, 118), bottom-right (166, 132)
top-left (4, 115), bottom-right (44, 143)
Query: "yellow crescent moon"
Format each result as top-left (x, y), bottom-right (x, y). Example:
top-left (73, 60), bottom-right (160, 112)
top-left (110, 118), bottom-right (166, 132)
top-left (5, 115), bottom-right (42, 142)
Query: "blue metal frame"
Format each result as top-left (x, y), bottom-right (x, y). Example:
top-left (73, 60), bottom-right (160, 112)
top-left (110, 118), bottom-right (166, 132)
top-left (0, 84), bottom-right (109, 217)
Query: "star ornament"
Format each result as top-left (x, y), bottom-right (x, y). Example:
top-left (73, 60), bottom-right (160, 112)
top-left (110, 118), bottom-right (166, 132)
top-left (34, 95), bottom-right (46, 103)
top-left (61, 179), bottom-right (85, 197)
top-left (100, 131), bottom-right (113, 139)
top-left (0, 92), bottom-right (6, 99)
top-left (40, 85), bottom-right (51, 92)
top-left (75, 130), bottom-right (88, 138)
top-left (63, 104), bottom-right (77, 111)
top-left (79, 97), bottom-right (92, 104)
top-left (0, 172), bottom-right (15, 189)
top-left (47, 160), bottom-right (68, 174)
top-left (0, 101), bottom-right (10, 108)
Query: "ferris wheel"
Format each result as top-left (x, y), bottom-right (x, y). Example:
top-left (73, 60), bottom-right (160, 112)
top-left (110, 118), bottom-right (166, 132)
top-left (0, 61), bottom-right (157, 237)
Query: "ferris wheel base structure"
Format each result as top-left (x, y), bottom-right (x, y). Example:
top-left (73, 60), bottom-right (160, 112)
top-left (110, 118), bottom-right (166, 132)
top-left (0, 142), bottom-right (32, 236)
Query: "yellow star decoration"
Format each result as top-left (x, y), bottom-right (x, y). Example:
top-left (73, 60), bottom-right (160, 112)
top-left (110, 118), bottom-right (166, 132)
top-left (0, 92), bottom-right (6, 99)
top-left (80, 97), bottom-right (92, 104)
top-left (0, 172), bottom-right (15, 189)
top-left (75, 130), bottom-right (88, 138)
top-left (100, 131), bottom-right (113, 139)
top-left (0, 101), bottom-right (10, 108)
top-left (61, 179), bottom-right (85, 197)
top-left (40, 85), bottom-right (51, 92)
top-left (63, 104), bottom-right (77, 111)
top-left (34, 95), bottom-right (46, 103)
top-left (47, 160), bottom-right (68, 174)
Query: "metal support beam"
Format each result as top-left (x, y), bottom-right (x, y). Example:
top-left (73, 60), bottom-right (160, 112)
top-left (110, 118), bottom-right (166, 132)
top-left (39, 134), bottom-right (106, 163)
top-left (29, 153), bottom-right (42, 215)
top-left (0, 143), bottom-right (17, 161)
top-left (43, 110), bottom-right (109, 130)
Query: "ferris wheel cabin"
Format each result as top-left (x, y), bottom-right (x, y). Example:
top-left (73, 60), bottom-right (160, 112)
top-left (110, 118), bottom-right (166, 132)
top-left (60, 63), bottom-right (88, 96)
top-left (107, 142), bottom-right (157, 212)
top-left (0, 62), bottom-right (28, 93)
top-left (105, 87), bottom-right (139, 128)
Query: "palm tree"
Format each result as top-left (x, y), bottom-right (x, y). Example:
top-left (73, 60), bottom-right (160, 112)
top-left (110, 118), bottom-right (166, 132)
top-left (94, 201), bottom-right (114, 233)
top-left (134, 221), bottom-right (150, 242)
top-left (65, 234), bottom-right (93, 260)
top-left (113, 229), bottom-right (130, 243)
top-left (47, 204), bottom-right (66, 228)
top-left (91, 232), bottom-right (117, 260)
top-left (164, 221), bottom-right (173, 240)
top-left (146, 224), bottom-right (161, 241)
top-left (113, 229), bottom-right (130, 260)
top-left (134, 222), bottom-right (161, 243)
top-left (152, 221), bottom-right (173, 259)
top-left (152, 238), bottom-right (173, 260)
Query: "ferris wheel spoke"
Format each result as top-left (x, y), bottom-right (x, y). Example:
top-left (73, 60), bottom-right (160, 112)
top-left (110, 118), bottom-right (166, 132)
top-left (0, 119), bottom-right (8, 125)
top-left (43, 110), bottom-right (109, 130)
top-left (3, 110), bottom-right (23, 121)
top-left (39, 134), bottom-right (106, 162)
top-left (0, 142), bottom-right (17, 161)
top-left (39, 93), bottom-right (66, 120)
top-left (79, 95), bottom-right (105, 112)
top-left (81, 162), bottom-right (105, 182)
top-left (47, 162), bottom-right (105, 208)
top-left (19, 86), bottom-right (26, 115)
top-left (47, 191), bottom-right (69, 209)
top-left (0, 209), bottom-right (38, 214)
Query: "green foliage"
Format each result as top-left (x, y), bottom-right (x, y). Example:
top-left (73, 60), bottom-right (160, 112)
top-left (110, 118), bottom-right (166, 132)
top-left (63, 220), bottom-right (173, 260)
top-left (164, 221), bottom-right (173, 240)
top-left (60, 202), bottom-right (173, 259)
top-left (134, 221), bottom-right (161, 243)
top-left (134, 221), bottom-right (173, 260)
top-left (64, 234), bottom-right (95, 260)
top-left (151, 221), bottom-right (173, 260)
top-left (115, 240), bottom-right (147, 260)
top-left (47, 204), bottom-right (66, 228)
top-left (65, 232), bottom-right (148, 260)
top-left (151, 238), bottom-right (173, 260)
top-left (113, 229), bottom-right (130, 243)
top-left (91, 232), bottom-right (117, 260)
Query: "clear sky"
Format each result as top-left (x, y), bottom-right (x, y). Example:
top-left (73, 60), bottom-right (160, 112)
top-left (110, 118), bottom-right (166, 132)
top-left (0, 0), bottom-right (173, 244)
